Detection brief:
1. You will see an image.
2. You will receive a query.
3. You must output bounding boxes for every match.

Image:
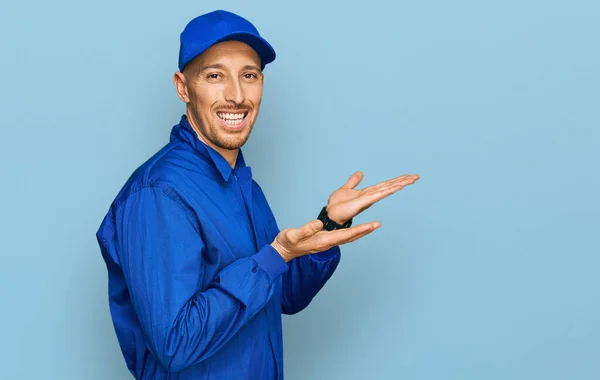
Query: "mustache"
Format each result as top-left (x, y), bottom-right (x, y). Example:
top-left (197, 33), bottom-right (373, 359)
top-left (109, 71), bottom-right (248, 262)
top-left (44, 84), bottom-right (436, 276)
top-left (215, 104), bottom-right (252, 112)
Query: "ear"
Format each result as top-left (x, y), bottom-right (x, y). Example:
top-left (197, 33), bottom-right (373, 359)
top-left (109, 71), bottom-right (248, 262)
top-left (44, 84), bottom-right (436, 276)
top-left (173, 72), bottom-right (190, 103)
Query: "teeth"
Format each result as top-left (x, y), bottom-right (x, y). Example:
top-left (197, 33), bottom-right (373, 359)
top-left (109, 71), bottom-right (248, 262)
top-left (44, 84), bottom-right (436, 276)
top-left (217, 112), bottom-right (246, 126)
top-left (224, 118), bottom-right (242, 125)
top-left (218, 112), bottom-right (245, 120)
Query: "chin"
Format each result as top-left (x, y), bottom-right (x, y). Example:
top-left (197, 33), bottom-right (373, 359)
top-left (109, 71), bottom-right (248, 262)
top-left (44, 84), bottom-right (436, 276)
top-left (212, 129), bottom-right (252, 150)
top-left (217, 139), bottom-right (249, 151)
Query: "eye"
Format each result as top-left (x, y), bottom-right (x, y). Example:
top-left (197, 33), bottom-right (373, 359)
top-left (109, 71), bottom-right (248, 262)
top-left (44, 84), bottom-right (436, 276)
top-left (243, 73), bottom-right (258, 80)
top-left (206, 73), bottom-right (222, 80)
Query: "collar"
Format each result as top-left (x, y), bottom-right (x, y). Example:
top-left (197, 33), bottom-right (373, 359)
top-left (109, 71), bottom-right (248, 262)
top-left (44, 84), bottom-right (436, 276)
top-left (170, 114), bottom-right (247, 182)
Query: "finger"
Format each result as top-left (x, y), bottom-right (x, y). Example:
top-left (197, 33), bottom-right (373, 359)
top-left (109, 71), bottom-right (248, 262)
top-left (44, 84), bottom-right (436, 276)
top-left (377, 175), bottom-right (419, 194)
top-left (361, 174), bottom-right (411, 195)
top-left (373, 174), bottom-right (410, 189)
top-left (375, 174), bottom-right (419, 190)
top-left (346, 178), bottom-right (417, 216)
top-left (363, 176), bottom-right (419, 204)
top-left (341, 223), bottom-right (381, 244)
top-left (289, 219), bottom-right (323, 244)
top-left (342, 171), bottom-right (364, 189)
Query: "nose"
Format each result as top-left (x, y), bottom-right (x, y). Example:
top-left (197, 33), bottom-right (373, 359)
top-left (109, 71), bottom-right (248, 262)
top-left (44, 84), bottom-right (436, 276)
top-left (224, 77), bottom-right (245, 105)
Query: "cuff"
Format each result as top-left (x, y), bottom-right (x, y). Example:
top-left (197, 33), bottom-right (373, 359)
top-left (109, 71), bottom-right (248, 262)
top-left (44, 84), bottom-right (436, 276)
top-left (253, 244), bottom-right (289, 281)
top-left (310, 245), bottom-right (341, 261)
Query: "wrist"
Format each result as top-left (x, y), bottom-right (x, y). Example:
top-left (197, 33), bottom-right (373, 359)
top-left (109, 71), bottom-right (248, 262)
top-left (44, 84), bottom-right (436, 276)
top-left (319, 206), bottom-right (352, 230)
top-left (326, 204), bottom-right (350, 225)
top-left (270, 241), bottom-right (293, 262)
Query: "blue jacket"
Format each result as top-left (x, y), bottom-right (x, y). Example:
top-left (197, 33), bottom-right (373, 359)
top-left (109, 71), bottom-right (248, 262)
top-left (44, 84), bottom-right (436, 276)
top-left (96, 115), bottom-right (341, 379)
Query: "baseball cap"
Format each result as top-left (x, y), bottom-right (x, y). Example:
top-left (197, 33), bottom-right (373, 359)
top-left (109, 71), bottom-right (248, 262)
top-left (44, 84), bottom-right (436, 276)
top-left (178, 10), bottom-right (276, 72)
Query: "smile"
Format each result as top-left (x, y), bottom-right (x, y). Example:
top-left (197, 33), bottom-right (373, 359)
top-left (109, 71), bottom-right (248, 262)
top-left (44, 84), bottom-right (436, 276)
top-left (217, 111), bottom-right (248, 126)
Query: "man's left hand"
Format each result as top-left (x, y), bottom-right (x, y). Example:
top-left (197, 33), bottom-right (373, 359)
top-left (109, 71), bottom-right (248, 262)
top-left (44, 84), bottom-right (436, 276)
top-left (325, 172), bottom-right (420, 225)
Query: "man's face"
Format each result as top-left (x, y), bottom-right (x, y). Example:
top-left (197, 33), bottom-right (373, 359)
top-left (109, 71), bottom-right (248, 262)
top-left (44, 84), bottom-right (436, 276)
top-left (175, 40), bottom-right (264, 152)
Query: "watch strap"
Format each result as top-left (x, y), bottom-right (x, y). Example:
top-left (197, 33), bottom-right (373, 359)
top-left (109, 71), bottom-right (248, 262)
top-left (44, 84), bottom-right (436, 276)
top-left (317, 206), bottom-right (352, 231)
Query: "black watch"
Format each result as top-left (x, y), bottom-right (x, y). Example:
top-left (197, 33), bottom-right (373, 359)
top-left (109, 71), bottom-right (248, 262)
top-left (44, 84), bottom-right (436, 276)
top-left (317, 206), bottom-right (353, 231)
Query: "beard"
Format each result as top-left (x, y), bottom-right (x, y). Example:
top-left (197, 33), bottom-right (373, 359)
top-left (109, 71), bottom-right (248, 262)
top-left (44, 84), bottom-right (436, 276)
top-left (188, 104), bottom-right (255, 151)
top-left (204, 118), bottom-right (253, 150)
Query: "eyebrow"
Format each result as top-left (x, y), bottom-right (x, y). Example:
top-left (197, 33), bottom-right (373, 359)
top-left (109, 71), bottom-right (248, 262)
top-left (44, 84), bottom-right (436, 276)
top-left (197, 63), bottom-right (262, 74)
top-left (242, 65), bottom-right (262, 72)
top-left (198, 63), bottom-right (225, 73)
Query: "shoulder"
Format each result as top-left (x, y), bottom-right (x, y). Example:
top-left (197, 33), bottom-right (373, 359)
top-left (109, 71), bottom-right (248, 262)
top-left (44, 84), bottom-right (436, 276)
top-left (97, 142), bottom-right (199, 252)
top-left (111, 143), bottom-right (193, 208)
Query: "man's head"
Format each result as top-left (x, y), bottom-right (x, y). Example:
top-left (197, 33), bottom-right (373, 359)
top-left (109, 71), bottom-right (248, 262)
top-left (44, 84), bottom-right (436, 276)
top-left (173, 10), bottom-right (276, 155)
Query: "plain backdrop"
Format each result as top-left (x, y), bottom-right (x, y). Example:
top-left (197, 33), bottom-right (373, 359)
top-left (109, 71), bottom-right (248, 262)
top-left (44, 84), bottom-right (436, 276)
top-left (1, 0), bottom-right (599, 379)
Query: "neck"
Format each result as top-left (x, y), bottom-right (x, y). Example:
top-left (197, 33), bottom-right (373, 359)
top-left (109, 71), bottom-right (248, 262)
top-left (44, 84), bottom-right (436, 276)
top-left (186, 111), bottom-right (238, 168)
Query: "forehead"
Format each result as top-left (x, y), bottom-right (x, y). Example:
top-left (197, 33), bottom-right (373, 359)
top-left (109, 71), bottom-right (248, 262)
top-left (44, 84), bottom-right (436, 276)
top-left (198, 40), bottom-right (261, 67)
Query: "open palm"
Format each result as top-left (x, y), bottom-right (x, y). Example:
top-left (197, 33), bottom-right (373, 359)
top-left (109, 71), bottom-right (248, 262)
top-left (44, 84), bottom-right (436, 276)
top-left (326, 171), bottom-right (420, 224)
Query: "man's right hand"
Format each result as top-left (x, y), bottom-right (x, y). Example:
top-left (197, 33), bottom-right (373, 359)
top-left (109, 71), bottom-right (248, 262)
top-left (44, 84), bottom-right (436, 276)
top-left (270, 219), bottom-right (381, 262)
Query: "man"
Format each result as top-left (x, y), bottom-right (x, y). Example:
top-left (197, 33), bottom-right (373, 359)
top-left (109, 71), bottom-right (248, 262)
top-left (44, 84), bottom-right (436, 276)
top-left (96, 9), bottom-right (419, 380)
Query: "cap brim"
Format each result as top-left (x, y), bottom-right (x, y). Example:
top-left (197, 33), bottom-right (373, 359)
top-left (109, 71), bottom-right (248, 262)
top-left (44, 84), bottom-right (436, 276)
top-left (215, 31), bottom-right (276, 70)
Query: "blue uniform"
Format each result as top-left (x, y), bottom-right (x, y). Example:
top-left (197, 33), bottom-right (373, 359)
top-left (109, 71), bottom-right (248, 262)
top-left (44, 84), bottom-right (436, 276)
top-left (96, 115), bottom-right (341, 379)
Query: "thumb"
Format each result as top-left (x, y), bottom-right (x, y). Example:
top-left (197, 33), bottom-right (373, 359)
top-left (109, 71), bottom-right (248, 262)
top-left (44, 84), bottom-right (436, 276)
top-left (297, 219), bottom-right (323, 241)
top-left (342, 171), bottom-right (364, 189)
top-left (307, 219), bottom-right (324, 234)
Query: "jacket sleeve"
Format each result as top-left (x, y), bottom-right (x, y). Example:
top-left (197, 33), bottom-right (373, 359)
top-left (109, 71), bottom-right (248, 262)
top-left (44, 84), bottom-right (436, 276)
top-left (114, 186), bottom-right (289, 373)
top-left (280, 238), bottom-right (342, 315)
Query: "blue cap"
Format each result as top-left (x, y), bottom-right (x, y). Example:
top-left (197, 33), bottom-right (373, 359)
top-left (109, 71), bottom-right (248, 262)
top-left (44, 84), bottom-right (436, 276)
top-left (178, 10), bottom-right (276, 72)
